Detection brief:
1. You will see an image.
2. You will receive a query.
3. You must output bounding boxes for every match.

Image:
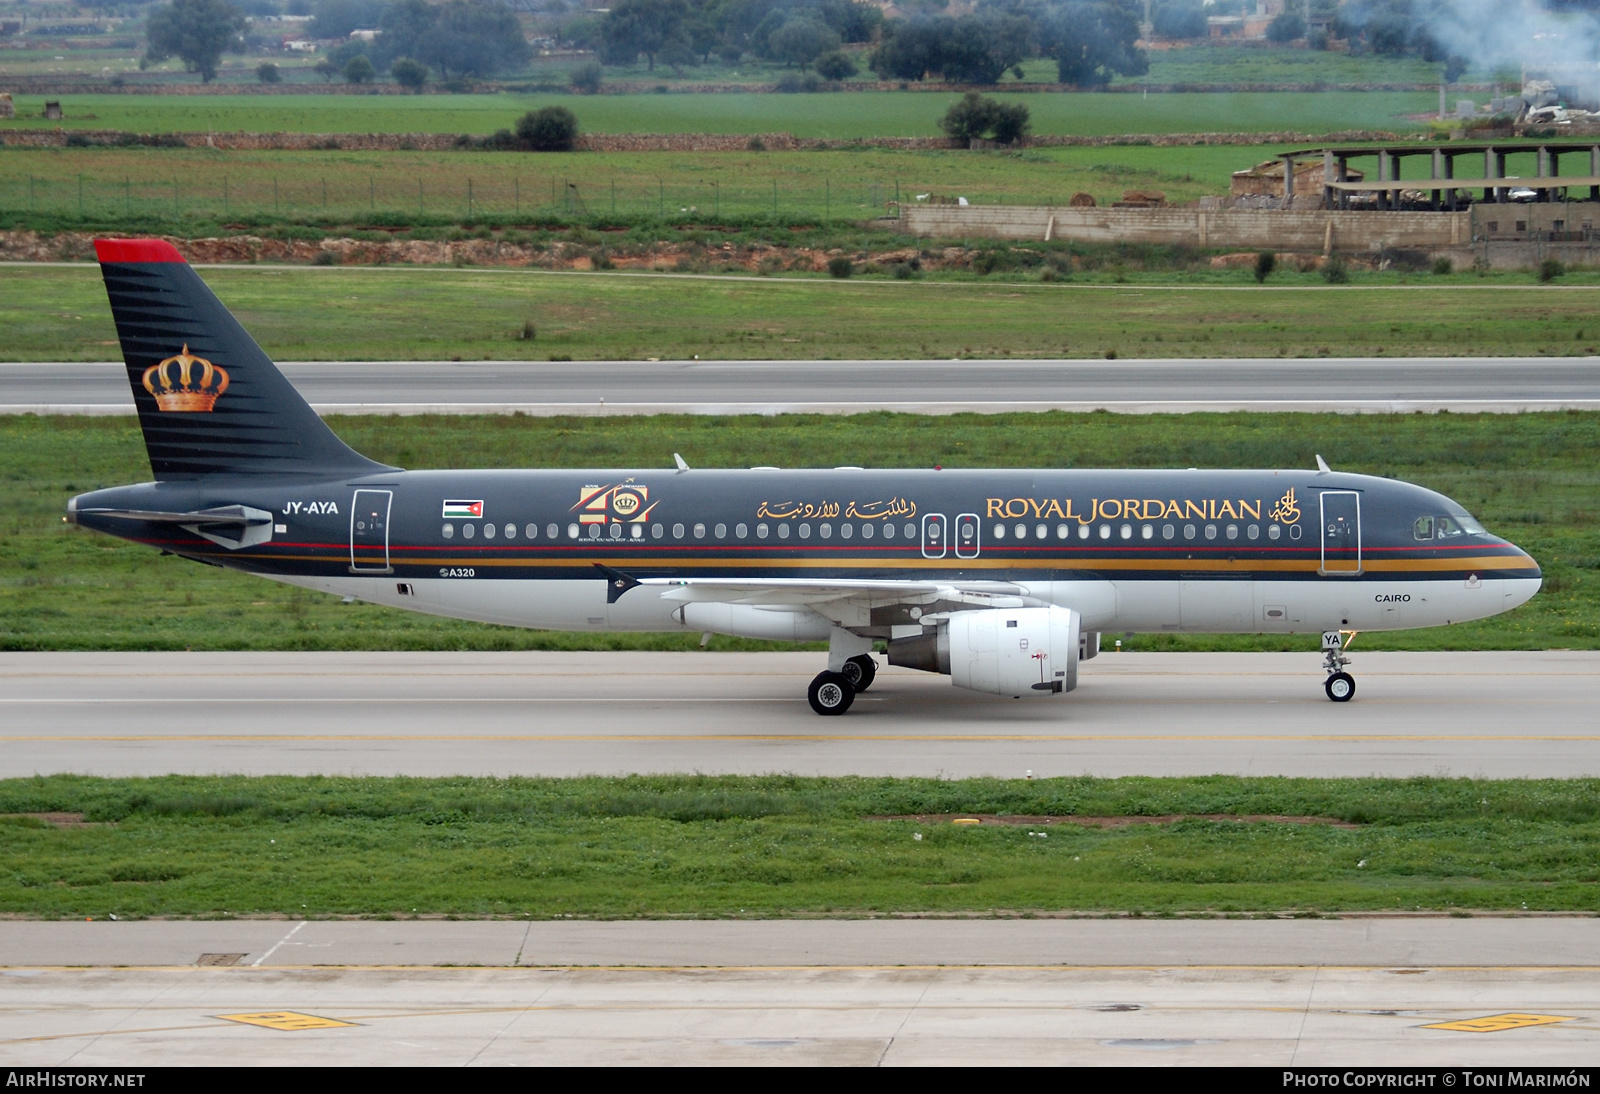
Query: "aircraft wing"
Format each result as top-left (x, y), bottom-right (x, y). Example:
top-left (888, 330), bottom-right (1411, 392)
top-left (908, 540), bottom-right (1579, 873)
top-left (633, 576), bottom-right (1046, 628)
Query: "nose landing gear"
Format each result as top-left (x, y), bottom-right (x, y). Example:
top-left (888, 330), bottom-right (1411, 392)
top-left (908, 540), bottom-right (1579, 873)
top-left (1321, 630), bottom-right (1356, 702)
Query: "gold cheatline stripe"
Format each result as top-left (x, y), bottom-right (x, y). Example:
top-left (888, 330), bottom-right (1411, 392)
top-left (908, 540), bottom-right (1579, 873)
top-left (248, 553), bottom-right (1538, 574)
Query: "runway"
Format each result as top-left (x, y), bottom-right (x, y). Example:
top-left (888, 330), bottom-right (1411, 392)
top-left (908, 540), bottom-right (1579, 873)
top-left (5, 920), bottom-right (1600, 1066)
top-left (10, 357), bottom-right (1600, 415)
top-left (3, 650), bottom-right (1596, 779)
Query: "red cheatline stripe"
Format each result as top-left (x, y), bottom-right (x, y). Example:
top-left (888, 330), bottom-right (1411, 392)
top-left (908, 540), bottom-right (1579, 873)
top-left (93, 238), bottom-right (186, 264)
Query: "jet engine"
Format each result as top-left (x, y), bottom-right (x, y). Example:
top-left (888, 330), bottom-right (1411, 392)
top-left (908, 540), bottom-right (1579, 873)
top-left (887, 606), bottom-right (1082, 697)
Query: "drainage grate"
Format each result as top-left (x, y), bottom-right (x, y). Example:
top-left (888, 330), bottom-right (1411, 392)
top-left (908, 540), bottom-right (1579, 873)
top-left (196, 953), bottom-right (247, 966)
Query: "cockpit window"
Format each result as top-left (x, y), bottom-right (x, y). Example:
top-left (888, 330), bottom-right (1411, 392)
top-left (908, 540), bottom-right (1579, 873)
top-left (1436, 516), bottom-right (1465, 539)
top-left (1456, 513), bottom-right (1486, 534)
top-left (1413, 516), bottom-right (1434, 540)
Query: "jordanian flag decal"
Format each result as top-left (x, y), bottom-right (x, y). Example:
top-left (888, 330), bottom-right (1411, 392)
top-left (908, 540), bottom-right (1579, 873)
top-left (442, 500), bottom-right (484, 519)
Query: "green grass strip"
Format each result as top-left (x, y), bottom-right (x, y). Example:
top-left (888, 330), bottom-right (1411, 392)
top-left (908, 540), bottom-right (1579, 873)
top-left (2, 775), bottom-right (1596, 918)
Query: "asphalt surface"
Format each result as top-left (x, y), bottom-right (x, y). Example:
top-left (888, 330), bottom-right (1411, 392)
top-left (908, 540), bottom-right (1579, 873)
top-left (5, 922), bottom-right (1600, 1065)
top-left (4, 650), bottom-right (1596, 779)
top-left (10, 357), bottom-right (1600, 415)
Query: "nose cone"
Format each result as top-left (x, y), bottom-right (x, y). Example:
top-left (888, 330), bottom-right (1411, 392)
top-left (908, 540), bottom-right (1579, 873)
top-left (1503, 540), bottom-right (1543, 612)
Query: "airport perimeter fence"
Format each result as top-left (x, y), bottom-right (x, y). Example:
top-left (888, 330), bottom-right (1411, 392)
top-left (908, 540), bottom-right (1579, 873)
top-left (0, 172), bottom-right (916, 222)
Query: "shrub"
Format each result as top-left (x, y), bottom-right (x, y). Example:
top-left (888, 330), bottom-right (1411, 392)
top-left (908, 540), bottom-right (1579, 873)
top-left (1431, 256), bottom-right (1453, 275)
top-left (939, 91), bottom-right (1030, 146)
top-left (390, 57), bottom-right (427, 92)
top-left (518, 320), bottom-right (536, 341)
top-left (1323, 255), bottom-right (1349, 284)
top-left (775, 71), bottom-right (820, 92)
top-left (256, 61), bottom-right (280, 83)
top-left (1266, 11), bottom-right (1305, 42)
top-left (343, 55), bottom-right (375, 84)
top-left (1539, 258), bottom-right (1566, 283)
top-left (827, 256), bottom-right (853, 278)
top-left (312, 250), bottom-right (336, 266)
top-left (814, 50), bottom-right (857, 81)
top-left (515, 106), bottom-right (579, 152)
top-left (1254, 251), bottom-right (1276, 283)
top-left (570, 61), bottom-right (602, 94)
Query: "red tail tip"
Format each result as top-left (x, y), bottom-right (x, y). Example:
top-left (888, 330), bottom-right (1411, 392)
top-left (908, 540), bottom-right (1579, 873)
top-left (93, 239), bottom-right (186, 264)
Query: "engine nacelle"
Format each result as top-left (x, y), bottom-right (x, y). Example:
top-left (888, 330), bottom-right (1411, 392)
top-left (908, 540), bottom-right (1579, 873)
top-left (1080, 630), bottom-right (1100, 661)
top-left (888, 607), bottom-right (1081, 697)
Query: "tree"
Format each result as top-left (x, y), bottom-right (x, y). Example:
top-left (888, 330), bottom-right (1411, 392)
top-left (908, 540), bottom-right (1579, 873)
top-left (416, 0), bottom-right (532, 80)
top-left (515, 105), bottom-right (579, 151)
top-left (870, 16), bottom-right (949, 81)
top-left (570, 60), bottom-right (603, 93)
top-left (599, 0), bottom-right (690, 71)
top-left (939, 91), bottom-right (1030, 144)
top-left (308, 0), bottom-right (387, 40)
top-left (1266, 10), bottom-right (1306, 41)
top-left (143, 0), bottom-right (246, 84)
top-left (343, 53), bottom-right (375, 82)
top-left (390, 56), bottom-right (428, 90)
top-left (313, 58), bottom-right (339, 81)
top-left (255, 60), bottom-right (280, 82)
top-left (814, 49), bottom-right (856, 80)
top-left (1152, 0), bottom-right (1206, 39)
top-left (769, 16), bottom-right (841, 70)
top-left (1037, 1), bottom-right (1147, 88)
top-left (938, 13), bottom-right (1031, 84)
top-left (377, 0), bottom-right (439, 65)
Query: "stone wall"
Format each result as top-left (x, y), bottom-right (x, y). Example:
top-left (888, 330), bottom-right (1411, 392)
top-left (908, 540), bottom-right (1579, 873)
top-left (903, 203), bottom-right (1471, 252)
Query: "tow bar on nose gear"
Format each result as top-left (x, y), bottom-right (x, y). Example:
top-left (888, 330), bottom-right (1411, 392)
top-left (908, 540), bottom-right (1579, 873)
top-left (1322, 630), bottom-right (1356, 702)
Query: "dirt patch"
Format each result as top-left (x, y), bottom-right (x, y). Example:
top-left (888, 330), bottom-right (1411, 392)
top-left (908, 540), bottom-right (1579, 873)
top-left (1, 812), bottom-right (97, 828)
top-left (870, 813), bottom-right (1361, 829)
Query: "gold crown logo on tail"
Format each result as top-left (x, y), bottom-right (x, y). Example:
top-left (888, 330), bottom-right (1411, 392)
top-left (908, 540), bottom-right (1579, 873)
top-left (142, 345), bottom-right (229, 412)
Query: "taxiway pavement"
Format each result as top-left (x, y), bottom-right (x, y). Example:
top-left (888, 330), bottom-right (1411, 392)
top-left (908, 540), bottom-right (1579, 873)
top-left (9, 357), bottom-right (1600, 415)
top-left (2, 650), bottom-right (1594, 779)
top-left (5, 924), bottom-right (1600, 1065)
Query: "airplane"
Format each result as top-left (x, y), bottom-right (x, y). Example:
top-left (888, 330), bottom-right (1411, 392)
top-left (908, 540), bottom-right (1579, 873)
top-left (66, 238), bottom-right (1542, 714)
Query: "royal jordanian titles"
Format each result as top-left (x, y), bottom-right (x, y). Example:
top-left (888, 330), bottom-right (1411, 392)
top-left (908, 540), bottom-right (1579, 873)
top-left (68, 239), bottom-right (1543, 714)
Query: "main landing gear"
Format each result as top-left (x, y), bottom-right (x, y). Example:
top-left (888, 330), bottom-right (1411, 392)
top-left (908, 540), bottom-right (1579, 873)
top-left (1321, 630), bottom-right (1356, 703)
top-left (808, 654), bottom-right (877, 716)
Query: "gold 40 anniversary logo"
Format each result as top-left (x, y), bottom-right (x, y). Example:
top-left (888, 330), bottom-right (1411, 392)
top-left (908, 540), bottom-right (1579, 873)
top-left (574, 482), bottom-right (658, 524)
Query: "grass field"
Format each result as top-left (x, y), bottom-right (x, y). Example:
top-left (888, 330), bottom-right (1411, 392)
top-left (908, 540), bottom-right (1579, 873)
top-left (0, 89), bottom-right (1436, 138)
top-left (0, 139), bottom-right (1554, 227)
top-left (2, 411), bottom-right (1593, 653)
top-left (0, 144), bottom-right (1228, 220)
top-left (7, 266), bottom-right (1600, 367)
top-left (2, 774), bottom-right (1597, 917)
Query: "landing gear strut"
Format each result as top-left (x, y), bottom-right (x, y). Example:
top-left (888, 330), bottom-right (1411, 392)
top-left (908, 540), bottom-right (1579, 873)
top-left (840, 654), bottom-right (877, 692)
top-left (1321, 630), bottom-right (1355, 702)
top-left (808, 671), bottom-right (855, 715)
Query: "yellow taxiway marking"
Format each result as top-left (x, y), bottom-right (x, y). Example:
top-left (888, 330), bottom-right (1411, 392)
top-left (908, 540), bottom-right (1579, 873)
top-left (3, 733), bottom-right (1600, 744)
top-left (1423, 1013), bottom-right (1580, 1033)
top-left (216, 1011), bottom-right (357, 1031)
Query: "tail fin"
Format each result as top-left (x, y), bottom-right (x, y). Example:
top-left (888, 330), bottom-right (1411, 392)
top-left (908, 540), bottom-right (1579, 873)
top-left (94, 239), bottom-right (393, 480)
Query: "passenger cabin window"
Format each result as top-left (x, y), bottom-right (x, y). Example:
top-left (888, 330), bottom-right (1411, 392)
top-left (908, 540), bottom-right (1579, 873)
top-left (778, 524), bottom-right (791, 539)
top-left (861, 524), bottom-right (873, 539)
top-left (548, 523), bottom-right (559, 539)
top-left (1414, 516), bottom-right (1435, 540)
top-left (673, 523), bottom-right (685, 539)
top-left (903, 522), bottom-right (915, 538)
top-left (442, 523), bottom-right (454, 538)
top-left (757, 523), bottom-right (769, 539)
top-left (463, 524), bottom-right (475, 539)
top-left (715, 523), bottom-right (727, 539)
top-left (994, 525), bottom-right (1006, 540)
top-left (651, 524), bottom-right (663, 539)
top-left (694, 523), bottom-right (707, 539)
top-left (524, 523), bottom-right (537, 539)
top-left (567, 523), bottom-right (579, 539)
top-left (736, 523), bottom-right (748, 538)
top-left (483, 524), bottom-right (495, 539)
top-left (882, 523), bottom-right (894, 539)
